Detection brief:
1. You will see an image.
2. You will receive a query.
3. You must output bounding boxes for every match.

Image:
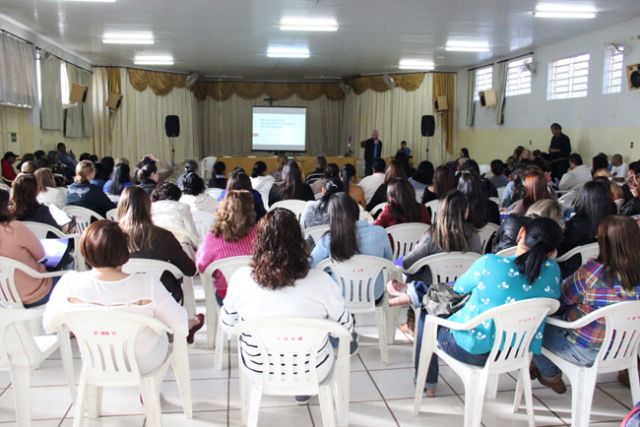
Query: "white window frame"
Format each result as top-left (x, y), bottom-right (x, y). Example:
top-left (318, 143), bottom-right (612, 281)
top-left (506, 56), bottom-right (532, 97)
top-left (603, 47), bottom-right (624, 94)
top-left (547, 53), bottom-right (590, 100)
top-left (473, 66), bottom-right (493, 101)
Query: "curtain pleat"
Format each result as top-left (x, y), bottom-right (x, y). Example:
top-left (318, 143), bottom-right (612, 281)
top-left (466, 70), bottom-right (476, 128)
top-left (0, 33), bottom-right (36, 108)
top-left (432, 73), bottom-right (456, 154)
top-left (64, 63), bottom-right (83, 138)
top-left (40, 55), bottom-right (63, 131)
top-left (496, 62), bottom-right (508, 126)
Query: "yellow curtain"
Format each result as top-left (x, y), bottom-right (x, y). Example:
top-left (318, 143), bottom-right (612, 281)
top-left (127, 69), bottom-right (186, 96)
top-left (432, 73), bottom-right (456, 154)
top-left (347, 73), bottom-right (426, 95)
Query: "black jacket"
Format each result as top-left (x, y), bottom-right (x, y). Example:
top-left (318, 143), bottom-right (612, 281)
top-left (622, 197), bottom-right (640, 216)
top-left (493, 214), bottom-right (532, 253)
top-left (361, 138), bottom-right (383, 162)
top-left (66, 182), bottom-right (115, 218)
top-left (268, 183), bottom-right (315, 207)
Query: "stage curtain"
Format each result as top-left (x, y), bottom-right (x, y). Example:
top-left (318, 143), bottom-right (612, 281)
top-left (40, 54), bottom-right (64, 131)
top-left (432, 73), bottom-right (456, 154)
top-left (0, 33), bottom-right (36, 108)
top-left (347, 73), bottom-right (426, 95)
top-left (127, 68), bottom-right (186, 96)
top-left (202, 94), bottom-right (343, 157)
top-left (64, 63), bottom-right (83, 138)
top-left (92, 67), bottom-right (110, 155)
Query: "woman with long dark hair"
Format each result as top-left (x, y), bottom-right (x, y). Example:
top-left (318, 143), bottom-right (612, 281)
top-left (249, 160), bottom-right (275, 208)
top-left (220, 169), bottom-right (266, 220)
top-left (409, 161), bottom-right (434, 192)
top-left (532, 216), bottom-right (640, 393)
top-left (457, 171), bottom-right (500, 228)
top-left (10, 173), bottom-right (59, 229)
top-left (422, 165), bottom-right (455, 204)
top-left (366, 159), bottom-right (408, 211)
top-left (507, 168), bottom-right (553, 215)
top-left (103, 163), bottom-right (133, 196)
top-left (300, 177), bottom-right (344, 229)
top-left (341, 163), bottom-right (366, 209)
top-left (373, 177), bottom-right (430, 228)
top-left (268, 160), bottom-right (315, 205)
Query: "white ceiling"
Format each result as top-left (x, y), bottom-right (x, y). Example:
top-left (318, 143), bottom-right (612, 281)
top-left (1, 0), bottom-right (640, 80)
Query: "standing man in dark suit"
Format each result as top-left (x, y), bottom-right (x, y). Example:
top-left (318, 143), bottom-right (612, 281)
top-left (548, 123), bottom-right (571, 159)
top-left (361, 129), bottom-right (383, 176)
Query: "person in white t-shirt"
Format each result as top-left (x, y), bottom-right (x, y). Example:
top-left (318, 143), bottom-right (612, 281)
top-left (559, 153), bottom-right (592, 192)
top-left (42, 220), bottom-right (188, 374)
top-left (358, 158), bottom-right (386, 204)
top-left (610, 154), bottom-right (628, 183)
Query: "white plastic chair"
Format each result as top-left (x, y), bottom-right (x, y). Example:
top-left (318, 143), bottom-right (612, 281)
top-left (515, 300), bottom-right (640, 427)
top-left (369, 202), bottom-right (387, 217)
top-left (107, 194), bottom-right (120, 204)
top-left (496, 187), bottom-right (506, 200)
top-left (415, 189), bottom-right (424, 203)
top-left (62, 206), bottom-right (104, 234)
top-left (54, 309), bottom-right (192, 427)
top-left (105, 208), bottom-right (118, 221)
top-left (122, 258), bottom-right (196, 320)
top-left (304, 224), bottom-right (330, 244)
top-left (477, 223), bottom-right (499, 254)
top-left (269, 200), bottom-right (309, 221)
top-left (200, 256), bottom-right (252, 367)
top-left (316, 255), bottom-right (401, 365)
top-left (0, 256), bottom-right (66, 311)
top-left (489, 196), bottom-right (501, 206)
top-left (496, 246), bottom-right (518, 257)
top-left (191, 210), bottom-right (214, 244)
top-left (21, 221), bottom-right (86, 271)
top-left (424, 199), bottom-right (441, 222)
top-left (0, 182), bottom-right (10, 191)
top-left (201, 156), bottom-right (217, 182)
top-left (479, 164), bottom-right (491, 176)
top-left (230, 317), bottom-right (351, 427)
top-left (0, 307), bottom-right (74, 426)
top-left (205, 187), bottom-right (224, 201)
top-left (385, 222), bottom-right (430, 259)
top-left (359, 210), bottom-right (374, 223)
top-left (556, 242), bottom-right (599, 264)
top-left (557, 191), bottom-right (577, 210)
top-left (414, 298), bottom-right (560, 427)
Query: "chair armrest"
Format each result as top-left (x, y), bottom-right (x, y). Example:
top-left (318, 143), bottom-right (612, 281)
top-left (424, 314), bottom-right (477, 331)
top-left (545, 316), bottom-right (594, 330)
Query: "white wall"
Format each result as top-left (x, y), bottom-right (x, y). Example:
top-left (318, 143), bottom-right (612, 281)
top-left (455, 17), bottom-right (640, 164)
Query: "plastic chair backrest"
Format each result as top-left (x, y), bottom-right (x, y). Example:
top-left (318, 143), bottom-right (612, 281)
top-left (496, 246), bottom-right (518, 257)
top-left (482, 298), bottom-right (560, 373)
top-left (370, 202), bottom-right (387, 217)
top-left (556, 242), bottom-right (599, 264)
top-left (316, 255), bottom-right (396, 313)
top-left (191, 210), bottom-right (214, 243)
top-left (386, 222), bottom-right (430, 259)
top-left (122, 258), bottom-right (184, 282)
top-left (424, 199), bottom-right (441, 221)
top-left (269, 200), bottom-right (309, 221)
top-left (203, 255), bottom-right (252, 283)
top-left (415, 189), bottom-right (424, 203)
top-left (477, 223), bottom-right (499, 254)
top-left (496, 186), bottom-right (506, 199)
top-left (359, 210), bottom-right (374, 223)
top-left (304, 224), bottom-right (330, 244)
top-left (589, 301), bottom-right (640, 370)
top-left (0, 183), bottom-right (10, 191)
top-left (558, 191), bottom-right (577, 209)
top-left (0, 257), bottom-right (32, 307)
top-left (201, 156), bottom-right (217, 181)
top-left (479, 164), bottom-right (491, 176)
top-left (55, 309), bottom-right (170, 384)
top-left (21, 221), bottom-right (67, 239)
top-left (205, 187), bottom-right (224, 200)
top-left (107, 194), bottom-right (120, 204)
top-left (0, 307), bottom-right (46, 369)
top-left (404, 252), bottom-right (481, 284)
top-left (230, 317), bottom-right (350, 395)
top-left (62, 206), bottom-right (104, 233)
top-left (106, 209), bottom-right (118, 221)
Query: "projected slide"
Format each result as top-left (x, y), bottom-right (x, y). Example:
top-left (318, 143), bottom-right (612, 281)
top-left (252, 106), bottom-right (307, 152)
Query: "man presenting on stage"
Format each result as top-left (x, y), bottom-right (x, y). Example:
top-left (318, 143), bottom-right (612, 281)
top-left (361, 129), bottom-right (383, 176)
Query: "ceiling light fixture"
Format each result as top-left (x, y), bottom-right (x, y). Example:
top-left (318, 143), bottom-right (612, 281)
top-left (266, 46), bottom-right (310, 58)
top-left (103, 31), bottom-right (154, 45)
top-left (398, 59), bottom-right (435, 70)
top-left (62, 0), bottom-right (115, 2)
top-left (533, 3), bottom-right (597, 19)
top-left (445, 40), bottom-right (491, 53)
top-left (134, 54), bottom-right (174, 65)
top-left (280, 17), bottom-right (338, 32)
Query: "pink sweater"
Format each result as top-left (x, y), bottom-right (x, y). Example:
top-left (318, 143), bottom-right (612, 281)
top-left (195, 226), bottom-right (257, 299)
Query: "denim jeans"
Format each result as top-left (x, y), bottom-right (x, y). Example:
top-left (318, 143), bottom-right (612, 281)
top-left (23, 276), bottom-right (60, 308)
top-left (532, 324), bottom-right (599, 378)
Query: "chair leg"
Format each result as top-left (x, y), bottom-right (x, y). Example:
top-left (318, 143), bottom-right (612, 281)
top-left (375, 306), bottom-right (389, 366)
top-left (202, 281), bottom-right (218, 349)
top-left (520, 367), bottom-right (536, 427)
top-left (629, 364), bottom-right (640, 405)
top-left (512, 370), bottom-right (524, 413)
top-left (72, 370), bottom-right (88, 427)
top-left (140, 376), bottom-right (163, 427)
top-left (570, 371), bottom-right (596, 427)
top-left (247, 384), bottom-right (262, 427)
top-left (170, 340), bottom-right (193, 418)
top-left (486, 374), bottom-right (499, 399)
top-left (318, 384), bottom-right (337, 427)
top-left (9, 364), bottom-right (31, 427)
top-left (58, 330), bottom-right (77, 402)
top-left (239, 372), bottom-right (249, 425)
top-left (463, 371), bottom-right (488, 427)
top-left (87, 385), bottom-right (102, 419)
top-left (182, 276), bottom-right (197, 319)
top-left (214, 324), bottom-right (226, 370)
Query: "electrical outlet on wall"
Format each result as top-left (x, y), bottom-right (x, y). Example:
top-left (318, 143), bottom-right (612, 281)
top-left (9, 132), bottom-right (17, 144)
top-left (631, 141), bottom-right (635, 149)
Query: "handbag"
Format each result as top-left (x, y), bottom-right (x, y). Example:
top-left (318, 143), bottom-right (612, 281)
top-left (423, 282), bottom-right (470, 317)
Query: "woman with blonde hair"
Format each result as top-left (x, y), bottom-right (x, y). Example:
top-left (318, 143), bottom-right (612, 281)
top-left (196, 190), bottom-right (257, 305)
top-left (66, 160), bottom-right (114, 217)
top-left (34, 168), bottom-right (67, 208)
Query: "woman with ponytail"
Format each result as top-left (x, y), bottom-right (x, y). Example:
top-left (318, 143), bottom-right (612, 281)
top-left (341, 163), bottom-right (366, 209)
top-left (391, 217), bottom-right (563, 396)
top-left (300, 177), bottom-right (344, 229)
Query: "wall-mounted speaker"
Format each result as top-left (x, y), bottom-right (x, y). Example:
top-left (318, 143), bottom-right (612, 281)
top-left (627, 64), bottom-right (640, 91)
top-left (106, 92), bottom-right (122, 110)
top-left (69, 83), bottom-right (88, 103)
top-left (434, 95), bottom-right (448, 111)
top-left (479, 89), bottom-right (497, 107)
top-left (421, 115), bottom-right (435, 137)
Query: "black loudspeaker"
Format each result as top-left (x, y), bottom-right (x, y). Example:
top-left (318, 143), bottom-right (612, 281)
top-left (421, 115), bottom-right (435, 137)
top-left (165, 115), bottom-right (180, 137)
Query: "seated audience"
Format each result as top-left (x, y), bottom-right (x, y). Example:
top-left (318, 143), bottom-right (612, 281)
top-left (401, 190), bottom-right (482, 284)
top-left (457, 171), bottom-right (500, 228)
top-left (488, 159), bottom-right (509, 189)
top-left (220, 169), bottom-right (266, 220)
top-left (0, 189), bottom-right (55, 307)
top-left (249, 160), bottom-right (275, 208)
top-left (458, 160), bottom-right (498, 198)
top-left (136, 161), bottom-right (160, 194)
top-left (268, 160), bottom-right (315, 206)
top-left (195, 191), bottom-right (257, 305)
top-left (409, 161), bottom-right (434, 193)
top-left (208, 161), bottom-right (228, 190)
top-left (622, 173), bottom-right (640, 216)
top-left (20, 161), bottom-right (36, 174)
top-left (500, 164), bottom-right (528, 208)
top-left (531, 215), bottom-right (640, 394)
top-left (305, 156), bottom-right (327, 185)
top-left (373, 177), bottom-right (431, 228)
top-left (90, 162), bottom-right (108, 190)
top-left (507, 168), bottom-right (553, 215)
top-left (180, 172), bottom-right (217, 214)
top-left (270, 153), bottom-right (288, 182)
top-left (103, 162), bottom-right (133, 196)
top-left (300, 177), bottom-right (343, 229)
top-left (1, 151), bottom-right (17, 184)
top-left (367, 159), bottom-right (408, 211)
top-left (311, 162), bottom-right (339, 195)
top-left (359, 158), bottom-right (386, 205)
top-left (56, 143), bottom-right (77, 171)
top-left (222, 208), bottom-right (355, 389)
top-left (592, 153), bottom-right (609, 176)
top-left (35, 168), bottom-right (67, 208)
top-left (66, 160), bottom-right (115, 218)
top-left (610, 153), bottom-right (628, 183)
top-left (42, 220), bottom-right (189, 372)
top-left (422, 165), bottom-right (455, 204)
top-left (341, 163), bottom-right (366, 209)
top-left (150, 183), bottom-right (200, 249)
top-left (559, 153), bottom-right (592, 192)
top-left (176, 159), bottom-right (199, 190)
top-left (10, 174), bottom-right (59, 229)
top-left (135, 154), bottom-right (173, 183)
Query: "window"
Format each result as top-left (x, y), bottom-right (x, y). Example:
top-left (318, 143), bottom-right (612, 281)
top-left (547, 53), bottom-right (590, 100)
top-left (473, 66), bottom-right (493, 101)
top-left (506, 57), bottom-right (532, 97)
top-left (60, 62), bottom-right (72, 108)
top-left (603, 47), bottom-right (624, 94)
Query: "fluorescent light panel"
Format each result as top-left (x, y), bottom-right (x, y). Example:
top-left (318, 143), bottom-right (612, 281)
top-left (267, 47), bottom-right (310, 58)
top-left (62, 0), bottom-right (115, 2)
top-left (445, 40), bottom-right (490, 53)
top-left (534, 3), bottom-right (597, 18)
top-left (280, 17), bottom-right (338, 32)
top-left (134, 54), bottom-right (173, 65)
top-left (398, 59), bottom-right (434, 70)
top-left (103, 31), bottom-right (154, 45)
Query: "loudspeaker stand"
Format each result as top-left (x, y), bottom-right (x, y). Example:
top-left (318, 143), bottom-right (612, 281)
top-left (169, 137), bottom-right (176, 167)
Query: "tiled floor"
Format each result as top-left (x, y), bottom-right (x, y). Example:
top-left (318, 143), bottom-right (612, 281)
top-left (3, 308), bottom-right (633, 426)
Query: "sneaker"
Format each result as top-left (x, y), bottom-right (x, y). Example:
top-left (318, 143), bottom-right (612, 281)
top-left (295, 395), bottom-right (313, 405)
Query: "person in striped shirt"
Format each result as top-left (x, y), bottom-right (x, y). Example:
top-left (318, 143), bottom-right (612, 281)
top-left (220, 208), bottom-right (355, 404)
top-left (532, 215), bottom-right (640, 393)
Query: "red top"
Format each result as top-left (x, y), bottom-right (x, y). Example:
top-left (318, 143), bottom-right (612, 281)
top-left (373, 203), bottom-right (431, 228)
top-left (1, 159), bottom-right (17, 183)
